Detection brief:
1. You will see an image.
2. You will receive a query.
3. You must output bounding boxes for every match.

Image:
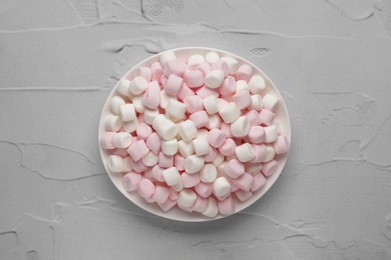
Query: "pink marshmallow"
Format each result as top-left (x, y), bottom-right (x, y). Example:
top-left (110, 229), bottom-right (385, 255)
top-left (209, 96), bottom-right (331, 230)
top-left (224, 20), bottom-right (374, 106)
top-left (245, 110), bottom-right (262, 126)
top-left (163, 60), bottom-right (186, 77)
top-left (250, 144), bottom-right (267, 163)
top-left (129, 157), bottom-right (149, 173)
top-left (248, 126), bottom-right (266, 144)
top-left (177, 203), bottom-right (193, 213)
top-left (232, 172), bottom-right (254, 191)
top-left (122, 172), bottom-right (142, 192)
top-left (136, 122), bottom-right (153, 140)
top-left (113, 148), bottom-right (130, 157)
top-left (219, 138), bottom-right (237, 157)
top-left (220, 122), bottom-right (232, 138)
top-left (184, 69), bottom-right (204, 88)
top-left (273, 135), bottom-right (290, 154)
top-left (236, 64), bottom-right (253, 82)
top-left (184, 95), bottom-right (204, 114)
top-left (157, 198), bottom-right (177, 212)
top-left (259, 109), bottom-right (275, 126)
top-left (100, 132), bottom-right (116, 149)
top-left (137, 179), bottom-right (155, 199)
top-left (158, 152), bottom-right (174, 168)
top-left (134, 66), bottom-right (152, 81)
top-left (192, 196), bottom-right (208, 212)
top-left (174, 154), bottom-right (185, 171)
top-left (235, 190), bottom-right (253, 201)
top-left (194, 182), bottom-right (213, 198)
top-left (181, 172), bottom-right (201, 188)
top-left (196, 86), bottom-right (219, 99)
top-left (220, 76), bottom-right (236, 97)
top-left (151, 185), bottom-right (170, 204)
top-left (224, 159), bottom-right (245, 178)
top-left (151, 165), bottom-right (165, 182)
top-left (164, 74), bottom-right (183, 96)
top-left (197, 62), bottom-right (211, 76)
top-left (168, 187), bottom-right (178, 200)
top-left (160, 74), bottom-right (167, 86)
top-left (189, 111), bottom-right (209, 128)
top-left (211, 60), bottom-right (229, 77)
top-left (233, 90), bottom-right (252, 110)
top-left (208, 129), bottom-right (227, 148)
top-left (142, 81), bottom-right (161, 109)
top-left (251, 173), bottom-right (267, 192)
top-left (177, 82), bottom-right (195, 101)
top-left (146, 132), bottom-right (161, 154)
top-left (202, 146), bottom-right (217, 162)
top-left (262, 159), bottom-right (278, 177)
top-left (144, 169), bottom-right (154, 180)
top-left (230, 182), bottom-right (240, 192)
top-left (218, 196), bottom-right (235, 215)
top-left (150, 61), bottom-right (163, 81)
top-left (127, 139), bottom-right (149, 161)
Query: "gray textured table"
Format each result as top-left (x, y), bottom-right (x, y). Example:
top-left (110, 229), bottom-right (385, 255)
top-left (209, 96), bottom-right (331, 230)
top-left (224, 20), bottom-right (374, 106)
top-left (1, 0), bottom-right (391, 259)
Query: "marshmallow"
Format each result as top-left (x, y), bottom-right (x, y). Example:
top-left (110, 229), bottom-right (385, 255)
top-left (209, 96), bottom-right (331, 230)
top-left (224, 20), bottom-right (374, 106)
top-left (248, 126), bottom-right (265, 144)
top-left (273, 135), bottom-right (290, 154)
top-left (250, 144), bottom-right (267, 163)
top-left (107, 155), bottom-right (124, 172)
top-left (219, 102), bottom-right (241, 123)
top-left (127, 139), bottom-right (150, 161)
top-left (132, 95), bottom-right (145, 113)
top-left (245, 110), bottom-right (262, 126)
top-left (259, 109), bottom-right (275, 126)
top-left (250, 94), bottom-right (263, 111)
top-left (202, 95), bottom-right (219, 115)
top-left (162, 167), bottom-right (181, 186)
top-left (177, 83), bottom-right (195, 101)
top-left (119, 104), bottom-right (136, 122)
top-left (166, 99), bottom-right (187, 119)
top-left (178, 189), bottom-right (197, 208)
top-left (264, 125), bottom-right (278, 143)
top-left (178, 140), bottom-right (194, 157)
top-left (205, 51), bottom-right (220, 64)
top-left (195, 182), bottom-right (213, 198)
top-left (150, 62), bottom-right (163, 81)
top-left (263, 94), bottom-right (279, 112)
top-left (100, 132), bottom-right (116, 150)
top-left (184, 155), bottom-right (205, 174)
top-left (189, 111), bottom-right (209, 129)
top-left (110, 96), bottom-right (126, 115)
top-left (117, 78), bottom-right (131, 96)
top-left (245, 163), bottom-right (263, 176)
top-left (203, 147), bottom-right (218, 162)
top-left (262, 159), bottom-right (278, 177)
top-left (159, 90), bottom-right (173, 109)
top-left (164, 74), bottom-right (183, 96)
top-left (152, 114), bottom-right (178, 141)
top-left (187, 54), bottom-right (205, 68)
top-left (221, 56), bottom-right (239, 75)
top-left (251, 173), bottom-right (267, 192)
top-left (232, 172), bottom-right (254, 192)
top-left (151, 165), bottom-right (165, 182)
top-left (178, 120), bottom-right (197, 142)
top-left (217, 98), bottom-right (228, 110)
top-left (236, 80), bottom-right (250, 93)
top-left (211, 60), bottom-right (229, 77)
top-left (220, 122), bottom-right (232, 138)
top-left (197, 62), bottom-right (211, 76)
top-left (143, 108), bottom-right (159, 125)
top-left (200, 163), bottom-right (217, 183)
top-left (218, 197), bottom-right (235, 215)
top-left (212, 152), bottom-right (225, 167)
top-left (196, 86), bottom-right (219, 99)
top-left (104, 114), bottom-right (122, 132)
top-left (184, 95), bottom-right (203, 114)
top-left (192, 137), bottom-right (210, 156)
top-left (122, 172), bottom-right (142, 192)
top-left (142, 81), bottom-right (161, 109)
top-left (136, 122), bottom-right (153, 140)
top-left (207, 129), bottom-right (226, 148)
top-left (112, 132), bottom-right (133, 148)
top-left (138, 179), bottom-right (155, 199)
top-left (174, 154), bottom-right (185, 171)
top-left (236, 64), bottom-right (253, 82)
top-left (151, 185), bottom-right (170, 204)
top-left (233, 90), bottom-right (252, 110)
top-left (263, 145), bottom-right (275, 162)
top-left (172, 178), bottom-right (184, 192)
top-left (158, 152), bottom-right (174, 168)
top-left (129, 76), bottom-right (148, 95)
top-left (192, 196), bottom-right (208, 213)
top-left (184, 70), bottom-right (204, 88)
top-left (160, 50), bottom-right (176, 67)
top-left (122, 119), bottom-right (138, 133)
top-left (146, 132), bottom-right (161, 154)
top-left (181, 172), bottom-right (201, 188)
top-left (202, 198), bottom-right (218, 218)
top-left (235, 190), bottom-right (253, 201)
top-left (157, 198), bottom-right (177, 212)
top-left (218, 138), bottom-right (236, 156)
top-left (164, 60), bottom-right (186, 77)
top-left (204, 70), bottom-right (224, 89)
top-left (134, 66), bottom-right (152, 81)
top-left (235, 143), bottom-right (255, 162)
top-left (129, 157), bottom-right (149, 173)
top-left (206, 114), bottom-right (222, 130)
top-left (249, 75), bottom-right (266, 94)
top-left (142, 151), bottom-right (159, 167)
top-left (213, 176), bottom-right (231, 198)
top-left (224, 159), bottom-right (244, 178)
top-left (231, 116), bottom-right (251, 138)
top-left (162, 139), bottom-right (178, 156)
top-left (220, 76), bottom-right (236, 97)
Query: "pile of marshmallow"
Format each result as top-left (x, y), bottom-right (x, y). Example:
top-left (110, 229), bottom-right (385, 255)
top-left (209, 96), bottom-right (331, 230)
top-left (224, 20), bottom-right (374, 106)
top-left (100, 50), bottom-right (290, 218)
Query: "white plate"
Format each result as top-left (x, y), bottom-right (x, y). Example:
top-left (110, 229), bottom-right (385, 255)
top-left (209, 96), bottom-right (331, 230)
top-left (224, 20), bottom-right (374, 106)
top-left (99, 47), bottom-right (291, 222)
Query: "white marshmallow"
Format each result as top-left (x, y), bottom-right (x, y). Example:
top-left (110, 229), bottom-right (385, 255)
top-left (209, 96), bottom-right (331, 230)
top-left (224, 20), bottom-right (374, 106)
top-left (178, 140), bottom-right (194, 157)
top-left (166, 99), bottom-right (187, 119)
top-left (160, 90), bottom-right (173, 109)
top-left (129, 76), bottom-right (148, 95)
top-left (142, 151), bottom-right (159, 167)
top-left (213, 176), bottom-right (231, 198)
top-left (192, 137), bottom-right (210, 156)
top-left (166, 114), bottom-right (183, 123)
top-left (117, 78), bottom-right (131, 96)
top-left (219, 102), bottom-right (241, 123)
top-left (123, 156), bottom-right (133, 172)
top-left (172, 178), bottom-right (184, 192)
top-left (197, 129), bottom-right (209, 138)
top-left (231, 116), bottom-right (251, 138)
top-left (200, 163), bottom-right (217, 183)
top-left (162, 167), bottom-right (181, 186)
top-left (104, 115), bottom-right (122, 131)
top-left (107, 155), bottom-right (124, 172)
top-left (152, 114), bottom-right (178, 141)
top-left (236, 143), bottom-right (255, 162)
top-left (206, 114), bottom-right (222, 130)
top-left (250, 94), bottom-right (263, 111)
top-left (263, 93), bottom-right (279, 112)
top-left (160, 50), bottom-right (176, 67)
top-left (178, 189), bottom-right (197, 207)
top-left (264, 125), bottom-right (278, 143)
top-left (110, 96), bottom-right (125, 115)
top-left (119, 104), bottom-right (136, 122)
top-left (246, 163), bottom-right (263, 176)
top-left (221, 56), bottom-right (239, 74)
top-left (143, 108), bottom-right (159, 125)
top-left (212, 153), bottom-right (224, 167)
top-left (204, 70), bottom-right (224, 89)
top-left (184, 155), bottom-right (204, 174)
top-left (202, 95), bottom-right (219, 115)
top-left (178, 120), bottom-right (197, 142)
top-left (263, 145), bottom-right (275, 162)
top-left (132, 95), bottom-right (145, 113)
top-left (187, 54), bottom-right (205, 69)
top-left (236, 80), bottom-right (250, 93)
top-left (162, 139), bottom-right (178, 156)
top-left (249, 75), bottom-right (266, 94)
top-left (122, 118), bottom-right (138, 133)
top-left (112, 132), bottom-right (133, 148)
top-left (202, 198), bottom-right (218, 218)
top-left (205, 51), bottom-right (220, 64)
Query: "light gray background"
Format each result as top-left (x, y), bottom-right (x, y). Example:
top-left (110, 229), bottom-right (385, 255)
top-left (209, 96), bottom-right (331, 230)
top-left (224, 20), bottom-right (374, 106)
top-left (1, 0), bottom-right (391, 259)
